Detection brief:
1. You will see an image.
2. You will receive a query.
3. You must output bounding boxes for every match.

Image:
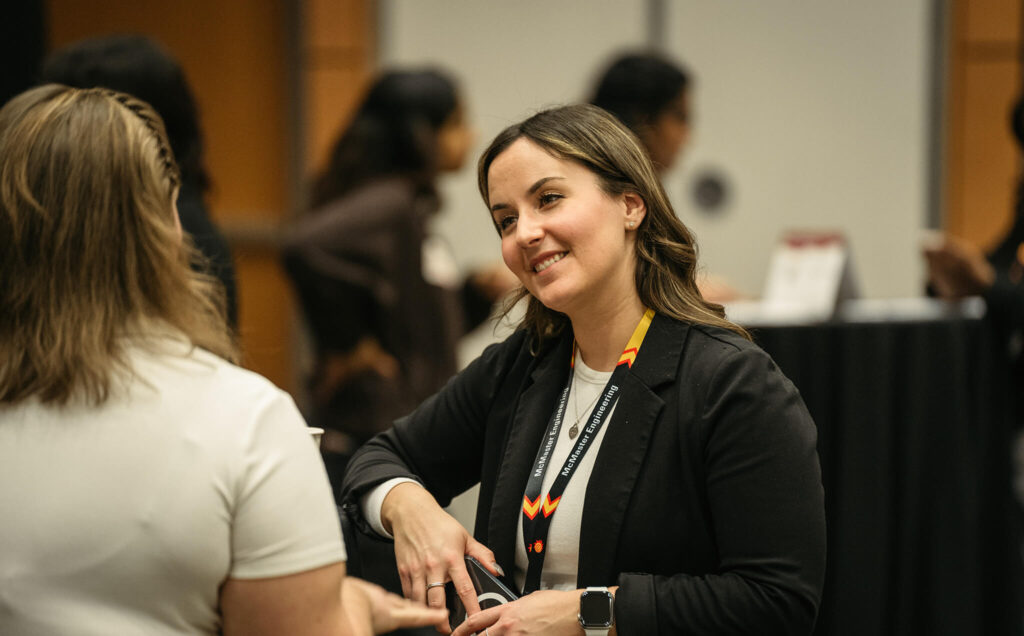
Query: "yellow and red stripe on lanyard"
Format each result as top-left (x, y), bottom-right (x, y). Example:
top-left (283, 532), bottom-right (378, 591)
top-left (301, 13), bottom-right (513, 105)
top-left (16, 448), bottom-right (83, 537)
top-left (568, 307), bottom-right (654, 369)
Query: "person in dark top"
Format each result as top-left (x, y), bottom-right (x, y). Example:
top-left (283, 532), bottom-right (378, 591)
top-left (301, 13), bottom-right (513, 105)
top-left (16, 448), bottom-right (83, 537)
top-left (341, 104), bottom-right (825, 635)
top-left (924, 96), bottom-right (1024, 332)
top-left (41, 34), bottom-right (238, 329)
top-left (282, 69), bottom-right (515, 494)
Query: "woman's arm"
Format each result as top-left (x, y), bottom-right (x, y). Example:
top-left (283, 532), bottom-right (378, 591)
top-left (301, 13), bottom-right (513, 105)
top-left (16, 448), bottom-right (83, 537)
top-left (616, 341), bottom-right (826, 635)
top-left (221, 562), bottom-right (447, 636)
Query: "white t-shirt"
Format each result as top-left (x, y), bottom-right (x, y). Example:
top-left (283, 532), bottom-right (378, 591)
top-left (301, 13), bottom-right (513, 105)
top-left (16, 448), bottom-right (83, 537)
top-left (0, 336), bottom-right (346, 635)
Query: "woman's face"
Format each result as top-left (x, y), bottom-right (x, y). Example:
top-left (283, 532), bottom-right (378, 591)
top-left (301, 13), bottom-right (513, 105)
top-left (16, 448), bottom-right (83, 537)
top-left (640, 90), bottom-right (690, 172)
top-left (436, 101), bottom-right (475, 173)
top-left (487, 138), bottom-right (645, 319)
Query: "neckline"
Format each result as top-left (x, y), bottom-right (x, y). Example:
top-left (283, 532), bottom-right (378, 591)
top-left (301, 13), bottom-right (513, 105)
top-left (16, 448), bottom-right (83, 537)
top-left (573, 349), bottom-right (613, 384)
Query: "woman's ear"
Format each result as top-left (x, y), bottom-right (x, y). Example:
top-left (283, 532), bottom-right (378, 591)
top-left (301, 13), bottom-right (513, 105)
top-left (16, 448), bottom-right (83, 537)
top-left (623, 192), bottom-right (646, 230)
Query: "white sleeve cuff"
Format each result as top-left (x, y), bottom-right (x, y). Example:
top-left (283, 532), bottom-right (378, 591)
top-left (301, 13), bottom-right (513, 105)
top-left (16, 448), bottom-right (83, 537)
top-left (360, 477), bottom-right (422, 538)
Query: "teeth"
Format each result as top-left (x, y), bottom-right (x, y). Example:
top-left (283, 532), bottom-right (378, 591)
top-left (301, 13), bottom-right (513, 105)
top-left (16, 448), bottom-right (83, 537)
top-left (534, 252), bottom-right (567, 272)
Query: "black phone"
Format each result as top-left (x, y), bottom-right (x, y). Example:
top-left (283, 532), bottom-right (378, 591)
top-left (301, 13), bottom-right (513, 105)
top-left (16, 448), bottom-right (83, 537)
top-left (444, 556), bottom-right (519, 630)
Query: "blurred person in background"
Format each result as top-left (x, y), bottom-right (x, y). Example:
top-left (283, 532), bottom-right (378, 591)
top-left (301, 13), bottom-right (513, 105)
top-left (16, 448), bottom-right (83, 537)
top-left (924, 95), bottom-right (1024, 529)
top-left (0, 84), bottom-right (445, 635)
top-left (924, 95), bottom-right (1024, 333)
top-left (282, 69), bottom-right (516, 497)
top-left (41, 34), bottom-right (239, 329)
top-left (590, 51), bottom-right (692, 174)
top-left (591, 51), bottom-right (739, 304)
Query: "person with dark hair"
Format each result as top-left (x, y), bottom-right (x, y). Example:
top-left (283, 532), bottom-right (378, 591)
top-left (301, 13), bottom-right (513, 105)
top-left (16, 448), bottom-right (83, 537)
top-left (591, 51), bottom-right (739, 304)
top-left (283, 69), bottom-right (515, 492)
top-left (0, 84), bottom-right (445, 636)
top-left (924, 96), bottom-right (1024, 332)
top-left (590, 52), bottom-right (691, 173)
top-left (41, 34), bottom-right (239, 328)
top-left (342, 104), bottom-right (826, 635)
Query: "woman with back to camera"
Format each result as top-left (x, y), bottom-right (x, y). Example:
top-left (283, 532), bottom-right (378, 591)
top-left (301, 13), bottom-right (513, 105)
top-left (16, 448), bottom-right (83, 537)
top-left (341, 104), bottom-right (826, 635)
top-left (0, 84), bottom-right (444, 636)
top-left (283, 69), bottom-right (515, 492)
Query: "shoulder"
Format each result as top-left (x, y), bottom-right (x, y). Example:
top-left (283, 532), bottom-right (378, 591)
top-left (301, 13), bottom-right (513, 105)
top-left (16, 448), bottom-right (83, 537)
top-left (685, 324), bottom-right (768, 366)
top-left (673, 322), bottom-right (796, 404)
top-left (130, 338), bottom-right (296, 421)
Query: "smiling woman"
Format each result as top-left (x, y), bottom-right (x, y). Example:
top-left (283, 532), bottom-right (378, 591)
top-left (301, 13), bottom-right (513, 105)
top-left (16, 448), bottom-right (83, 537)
top-left (342, 104), bottom-right (826, 636)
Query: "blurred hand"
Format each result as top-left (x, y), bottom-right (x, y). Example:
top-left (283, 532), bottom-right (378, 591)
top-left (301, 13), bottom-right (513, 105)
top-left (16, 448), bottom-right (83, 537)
top-left (341, 576), bottom-right (448, 635)
top-left (314, 337), bottom-right (400, 403)
top-left (922, 234), bottom-right (995, 299)
top-left (381, 482), bottom-right (502, 634)
top-left (449, 589), bottom-right (584, 636)
top-left (471, 262), bottom-right (521, 303)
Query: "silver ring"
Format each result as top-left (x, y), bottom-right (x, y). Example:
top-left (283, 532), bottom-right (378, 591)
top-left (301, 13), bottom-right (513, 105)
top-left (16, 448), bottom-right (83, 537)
top-left (426, 581), bottom-right (445, 590)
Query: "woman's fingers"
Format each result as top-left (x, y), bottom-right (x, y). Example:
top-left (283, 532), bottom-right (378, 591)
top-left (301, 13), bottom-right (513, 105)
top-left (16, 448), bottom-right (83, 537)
top-left (449, 604), bottom-right (501, 636)
top-left (447, 557), bottom-right (480, 618)
top-left (465, 538), bottom-right (503, 578)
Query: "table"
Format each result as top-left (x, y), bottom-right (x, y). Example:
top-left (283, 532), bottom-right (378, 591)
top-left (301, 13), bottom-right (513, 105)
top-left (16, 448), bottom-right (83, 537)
top-left (747, 298), bottom-right (1022, 635)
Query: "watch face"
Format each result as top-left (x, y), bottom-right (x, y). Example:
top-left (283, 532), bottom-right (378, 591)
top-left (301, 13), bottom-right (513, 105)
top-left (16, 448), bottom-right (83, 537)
top-left (580, 590), bottom-right (613, 625)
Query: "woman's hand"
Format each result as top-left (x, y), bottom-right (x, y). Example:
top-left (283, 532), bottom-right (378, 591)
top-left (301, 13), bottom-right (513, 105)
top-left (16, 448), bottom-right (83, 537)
top-left (341, 576), bottom-right (449, 635)
top-left (449, 590), bottom-right (586, 636)
top-left (381, 482), bottom-right (503, 634)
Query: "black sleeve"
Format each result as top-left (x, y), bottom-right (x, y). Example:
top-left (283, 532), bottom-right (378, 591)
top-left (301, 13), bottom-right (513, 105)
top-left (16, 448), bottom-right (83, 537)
top-left (340, 330), bottom-right (530, 530)
top-left (616, 344), bottom-right (826, 635)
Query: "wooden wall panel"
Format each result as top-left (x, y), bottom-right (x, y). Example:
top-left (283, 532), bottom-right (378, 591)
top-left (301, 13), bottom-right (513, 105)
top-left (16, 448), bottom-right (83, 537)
top-left (47, 0), bottom-right (289, 221)
top-left (303, 0), bottom-right (374, 176)
top-left (951, 58), bottom-right (1020, 244)
top-left (44, 0), bottom-right (374, 393)
top-left (946, 0), bottom-right (1022, 250)
top-left (963, 0), bottom-right (1022, 43)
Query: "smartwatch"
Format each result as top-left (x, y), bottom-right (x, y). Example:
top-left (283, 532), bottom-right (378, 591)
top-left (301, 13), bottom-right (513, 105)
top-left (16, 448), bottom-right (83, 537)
top-left (578, 586), bottom-right (614, 635)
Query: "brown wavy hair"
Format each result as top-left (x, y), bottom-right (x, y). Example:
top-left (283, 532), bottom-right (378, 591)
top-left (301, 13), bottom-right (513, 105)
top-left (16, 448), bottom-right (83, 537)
top-left (0, 84), bottom-right (236, 405)
top-left (477, 103), bottom-right (748, 345)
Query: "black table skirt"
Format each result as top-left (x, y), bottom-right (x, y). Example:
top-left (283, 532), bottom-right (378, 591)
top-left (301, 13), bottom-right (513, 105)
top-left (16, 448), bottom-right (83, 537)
top-left (753, 315), bottom-right (1022, 636)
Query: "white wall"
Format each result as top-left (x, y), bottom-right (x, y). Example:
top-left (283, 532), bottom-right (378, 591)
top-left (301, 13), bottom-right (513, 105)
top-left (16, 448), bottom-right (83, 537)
top-left (666, 1), bottom-right (932, 298)
top-left (380, 0), bottom-right (933, 299)
top-left (379, 0), bottom-right (647, 272)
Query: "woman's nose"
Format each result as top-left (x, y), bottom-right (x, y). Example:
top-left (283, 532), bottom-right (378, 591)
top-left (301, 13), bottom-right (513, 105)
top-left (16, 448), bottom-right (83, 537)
top-left (515, 211), bottom-right (543, 247)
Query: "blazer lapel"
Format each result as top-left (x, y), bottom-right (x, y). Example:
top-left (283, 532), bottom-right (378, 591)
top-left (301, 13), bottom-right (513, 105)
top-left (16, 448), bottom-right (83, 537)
top-left (576, 314), bottom-right (686, 585)
top-left (487, 336), bottom-right (573, 574)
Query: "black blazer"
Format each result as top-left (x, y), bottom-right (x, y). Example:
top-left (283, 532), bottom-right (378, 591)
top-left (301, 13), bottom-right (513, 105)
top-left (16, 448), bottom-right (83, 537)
top-left (342, 314), bottom-right (826, 635)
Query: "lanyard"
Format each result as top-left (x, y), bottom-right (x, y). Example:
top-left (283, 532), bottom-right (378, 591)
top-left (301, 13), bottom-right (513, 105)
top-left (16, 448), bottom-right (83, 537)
top-left (520, 309), bottom-right (654, 593)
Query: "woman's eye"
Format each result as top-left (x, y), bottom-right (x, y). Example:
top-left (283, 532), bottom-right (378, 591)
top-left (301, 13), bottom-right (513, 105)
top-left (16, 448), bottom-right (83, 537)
top-left (497, 215), bottom-right (517, 232)
top-left (538, 192), bottom-right (562, 207)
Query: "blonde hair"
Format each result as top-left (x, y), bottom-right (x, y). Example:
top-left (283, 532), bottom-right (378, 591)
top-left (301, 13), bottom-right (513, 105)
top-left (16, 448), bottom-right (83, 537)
top-left (0, 84), bottom-right (236, 405)
top-left (478, 104), bottom-right (748, 345)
